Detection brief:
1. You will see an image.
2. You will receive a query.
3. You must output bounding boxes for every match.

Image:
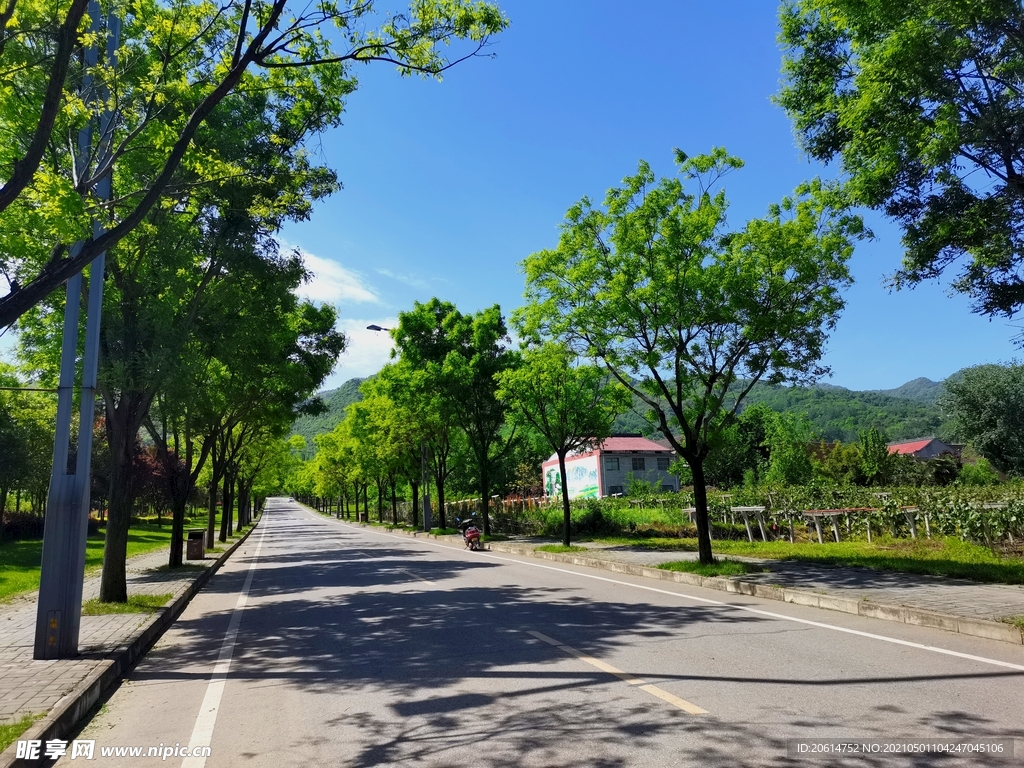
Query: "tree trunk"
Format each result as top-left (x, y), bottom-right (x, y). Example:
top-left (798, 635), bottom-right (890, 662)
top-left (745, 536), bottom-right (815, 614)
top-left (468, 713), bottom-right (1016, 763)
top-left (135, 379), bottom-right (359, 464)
top-left (390, 480), bottom-right (398, 525)
top-left (237, 482), bottom-right (248, 529)
top-left (169, 494), bottom-right (187, 568)
top-left (0, 486), bottom-right (7, 543)
top-left (559, 453), bottom-right (572, 547)
top-left (690, 459), bottom-right (714, 565)
top-left (411, 480), bottom-right (419, 528)
top-left (100, 411), bottom-right (137, 603)
top-left (434, 474), bottom-right (446, 529)
top-left (480, 464), bottom-right (491, 536)
top-left (376, 480), bottom-right (384, 523)
top-left (207, 476), bottom-right (218, 549)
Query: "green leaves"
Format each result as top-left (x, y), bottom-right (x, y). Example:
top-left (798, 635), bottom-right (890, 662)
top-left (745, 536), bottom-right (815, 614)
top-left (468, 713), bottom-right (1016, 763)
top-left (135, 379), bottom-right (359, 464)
top-left (495, 342), bottom-right (629, 460)
top-left (942, 363), bottom-right (1024, 476)
top-left (777, 0), bottom-right (1024, 322)
top-left (520, 149), bottom-right (864, 458)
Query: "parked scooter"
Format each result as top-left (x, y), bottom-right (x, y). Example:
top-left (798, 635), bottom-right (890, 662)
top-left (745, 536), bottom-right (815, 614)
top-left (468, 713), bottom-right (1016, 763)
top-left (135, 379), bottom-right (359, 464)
top-left (457, 517), bottom-right (484, 551)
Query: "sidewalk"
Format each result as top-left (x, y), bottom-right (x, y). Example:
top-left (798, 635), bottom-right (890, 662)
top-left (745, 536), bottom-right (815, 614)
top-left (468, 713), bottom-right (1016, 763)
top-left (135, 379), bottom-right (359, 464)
top-left (0, 523), bottom-right (257, 762)
top-left (486, 538), bottom-right (1024, 644)
top-left (361, 519), bottom-right (1024, 646)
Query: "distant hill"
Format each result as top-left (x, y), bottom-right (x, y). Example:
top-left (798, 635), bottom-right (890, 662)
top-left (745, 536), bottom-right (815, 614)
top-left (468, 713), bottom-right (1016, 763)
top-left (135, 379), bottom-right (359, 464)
top-left (742, 380), bottom-right (946, 443)
top-left (870, 377), bottom-right (944, 404)
top-left (292, 375), bottom-right (948, 455)
top-left (613, 377), bottom-right (949, 444)
top-left (290, 377), bottom-right (365, 456)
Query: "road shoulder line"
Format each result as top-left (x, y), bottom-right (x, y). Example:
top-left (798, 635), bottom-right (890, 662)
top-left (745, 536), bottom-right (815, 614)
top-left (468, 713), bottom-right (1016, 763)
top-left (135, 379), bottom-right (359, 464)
top-left (0, 518), bottom-right (264, 768)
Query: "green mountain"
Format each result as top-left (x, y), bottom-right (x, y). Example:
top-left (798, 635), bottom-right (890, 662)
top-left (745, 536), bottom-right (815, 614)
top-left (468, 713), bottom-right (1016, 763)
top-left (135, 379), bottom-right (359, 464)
top-left (294, 376), bottom-right (948, 455)
top-left (871, 377), bottom-right (943, 404)
top-left (741, 380), bottom-right (946, 443)
top-left (290, 377), bottom-right (365, 456)
top-left (609, 378), bottom-right (948, 444)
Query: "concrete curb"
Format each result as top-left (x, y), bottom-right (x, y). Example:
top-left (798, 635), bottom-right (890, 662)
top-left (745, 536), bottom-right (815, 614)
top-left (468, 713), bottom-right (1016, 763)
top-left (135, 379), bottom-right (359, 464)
top-left (0, 518), bottom-right (261, 768)
top-left (356, 520), bottom-right (1024, 647)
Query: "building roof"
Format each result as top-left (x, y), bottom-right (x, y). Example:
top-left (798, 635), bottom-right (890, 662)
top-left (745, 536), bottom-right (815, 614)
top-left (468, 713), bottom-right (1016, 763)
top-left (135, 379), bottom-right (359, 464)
top-left (543, 436), bottom-right (674, 466)
top-left (599, 436), bottom-right (672, 453)
top-left (888, 438), bottom-right (936, 455)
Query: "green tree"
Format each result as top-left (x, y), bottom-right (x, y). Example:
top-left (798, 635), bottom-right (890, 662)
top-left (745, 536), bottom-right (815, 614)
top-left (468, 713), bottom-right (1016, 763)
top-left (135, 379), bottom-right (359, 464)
top-left (0, 0), bottom-right (508, 325)
top-left (857, 427), bottom-right (891, 486)
top-left (777, 0), bottom-right (1024, 320)
top-left (519, 149), bottom-right (864, 564)
top-left (496, 342), bottom-right (629, 546)
top-left (392, 299), bottom-right (468, 529)
top-left (942, 363), bottom-right (1024, 476)
top-left (763, 412), bottom-right (815, 486)
top-left (442, 305), bottom-right (518, 535)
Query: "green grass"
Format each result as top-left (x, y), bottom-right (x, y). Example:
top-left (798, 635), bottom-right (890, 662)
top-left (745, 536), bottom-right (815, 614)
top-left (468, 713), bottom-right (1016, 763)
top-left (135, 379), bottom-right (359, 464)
top-left (535, 544), bottom-right (589, 553)
top-left (658, 559), bottom-right (766, 577)
top-left (1001, 616), bottom-right (1024, 630)
top-left (0, 713), bottom-right (44, 752)
top-left (0, 508), bottom-right (254, 604)
top-left (81, 593), bottom-right (173, 615)
top-left (0, 521), bottom-right (182, 603)
top-left (591, 535), bottom-right (1024, 584)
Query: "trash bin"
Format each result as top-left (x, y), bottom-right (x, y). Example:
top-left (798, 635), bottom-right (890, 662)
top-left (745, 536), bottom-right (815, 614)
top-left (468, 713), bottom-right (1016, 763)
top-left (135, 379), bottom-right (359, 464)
top-left (186, 529), bottom-right (205, 560)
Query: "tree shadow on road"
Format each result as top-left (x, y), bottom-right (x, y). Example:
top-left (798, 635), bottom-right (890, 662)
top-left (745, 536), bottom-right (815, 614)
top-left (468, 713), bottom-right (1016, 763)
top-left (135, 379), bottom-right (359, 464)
top-left (128, 523), bottom-right (1022, 767)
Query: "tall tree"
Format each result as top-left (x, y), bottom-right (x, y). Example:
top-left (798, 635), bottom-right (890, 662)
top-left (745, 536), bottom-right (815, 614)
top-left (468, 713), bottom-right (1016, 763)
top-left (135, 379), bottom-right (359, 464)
top-left (942, 363), bottom-right (1024, 476)
top-left (496, 342), bottom-right (629, 546)
top-left (776, 0), bottom-right (1024, 322)
top-left (519, 149), bottom-right (864, 564)
top-left (442, 305), bottom-right (518, 535)
top-left (0, 0), bottom-right (508, 326)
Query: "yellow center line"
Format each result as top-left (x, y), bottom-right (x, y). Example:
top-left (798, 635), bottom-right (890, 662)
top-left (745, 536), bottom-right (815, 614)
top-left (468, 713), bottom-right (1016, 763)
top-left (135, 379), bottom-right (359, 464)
top-left (526, 630), bottom-right (708, 715)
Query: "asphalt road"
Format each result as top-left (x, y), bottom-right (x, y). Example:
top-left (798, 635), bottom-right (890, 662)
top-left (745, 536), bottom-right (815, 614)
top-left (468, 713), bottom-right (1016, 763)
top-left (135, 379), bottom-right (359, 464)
top-left (56, 498), bottom-right (1024, 767)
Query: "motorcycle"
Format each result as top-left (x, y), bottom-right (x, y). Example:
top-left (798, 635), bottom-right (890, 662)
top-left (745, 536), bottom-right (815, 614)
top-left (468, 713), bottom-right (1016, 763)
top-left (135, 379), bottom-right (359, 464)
top-left (457, 517), bottom-right (484, 551)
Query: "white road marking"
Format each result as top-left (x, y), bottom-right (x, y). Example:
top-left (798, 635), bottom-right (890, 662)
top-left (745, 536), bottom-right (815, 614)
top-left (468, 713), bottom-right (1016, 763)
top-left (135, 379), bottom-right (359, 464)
top-left (181, 518), bottom-right (269, 768)
top-left (298, 505), bottom-right (1024, 673)
top-left (399, 568), bottom-right (435, 586)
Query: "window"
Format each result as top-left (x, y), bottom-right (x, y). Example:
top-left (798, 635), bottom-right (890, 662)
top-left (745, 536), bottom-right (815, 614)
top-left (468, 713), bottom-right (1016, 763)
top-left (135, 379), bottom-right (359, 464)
top-left (632, 457), bottom-right (645, 472)
top-left (604, 456), bottom-right (619, 471)
top-left (661, 484), bottom-right (675, 493)
top-left (657, 457), bottom-right (671, 471)
top-left (608, 485), bottom-right (624, 496)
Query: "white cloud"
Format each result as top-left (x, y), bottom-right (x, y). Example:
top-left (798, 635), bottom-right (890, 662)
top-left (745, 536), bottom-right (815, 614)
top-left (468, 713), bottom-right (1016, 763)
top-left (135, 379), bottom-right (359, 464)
top-left (286, 244), bottom-right (379, 305)
top-left (320, 316), bottom-right (399, 388)
top-left (376, 267), bottom-right (432, 291)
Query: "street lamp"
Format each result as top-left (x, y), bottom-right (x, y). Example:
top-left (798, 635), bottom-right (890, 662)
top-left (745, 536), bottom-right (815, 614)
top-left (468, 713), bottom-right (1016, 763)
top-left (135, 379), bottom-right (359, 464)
top-left (366, 324), bottom-right (391, 332)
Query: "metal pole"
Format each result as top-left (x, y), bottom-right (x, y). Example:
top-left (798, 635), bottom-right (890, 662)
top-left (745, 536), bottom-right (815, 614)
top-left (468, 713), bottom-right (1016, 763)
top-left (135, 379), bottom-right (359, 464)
top-left (34, 1), bottom-right (118, 659)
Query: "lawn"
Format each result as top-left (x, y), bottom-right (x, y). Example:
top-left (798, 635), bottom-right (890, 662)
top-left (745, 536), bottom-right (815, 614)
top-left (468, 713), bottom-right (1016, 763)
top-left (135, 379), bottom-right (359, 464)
top-left (536, 544), bottom-right (589, 554)
top-left (0, 713), bottom-right (43, 753)
top-left (658, 559), bottom-right (766, 578)
top-left (591, 535), bottom-right (1024, 584)
top-left (0, 508), bottom-right (256, 603)
top-left (81, 593), bottom-right (174, 615)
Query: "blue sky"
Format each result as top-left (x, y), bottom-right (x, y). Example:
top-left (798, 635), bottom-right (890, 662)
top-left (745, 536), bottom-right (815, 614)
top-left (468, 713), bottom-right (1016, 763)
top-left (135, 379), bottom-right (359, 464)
top-left (7, 1), bottom-right (1008, 390)
top-left (284, 0), bottom-right (1020, 391)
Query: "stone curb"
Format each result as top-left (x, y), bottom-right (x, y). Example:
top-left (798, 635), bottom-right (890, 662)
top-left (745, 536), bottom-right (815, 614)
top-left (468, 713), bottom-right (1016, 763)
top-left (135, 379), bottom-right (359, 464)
top-left (352, 519), bottom-right (1024, 647)
top-left (0, 517), bottom-right (261, 768)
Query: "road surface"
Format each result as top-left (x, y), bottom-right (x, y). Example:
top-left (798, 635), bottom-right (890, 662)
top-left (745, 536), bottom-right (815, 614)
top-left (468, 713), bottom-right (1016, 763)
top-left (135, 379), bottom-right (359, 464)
top-left (56, 499), bottom-right (1024, 767)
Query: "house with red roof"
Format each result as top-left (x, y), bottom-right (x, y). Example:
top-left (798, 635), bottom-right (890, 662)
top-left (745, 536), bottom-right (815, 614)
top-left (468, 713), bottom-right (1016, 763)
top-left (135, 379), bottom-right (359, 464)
top-left (887, 438), bottom-right (962, 460)
top-left (542, 435), bottom-right (678, 499)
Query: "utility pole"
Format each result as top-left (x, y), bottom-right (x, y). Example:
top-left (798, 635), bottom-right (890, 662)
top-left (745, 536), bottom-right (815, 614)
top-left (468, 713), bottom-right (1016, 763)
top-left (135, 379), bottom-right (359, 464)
top-left (34, 1), bottom-right (120, 660)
